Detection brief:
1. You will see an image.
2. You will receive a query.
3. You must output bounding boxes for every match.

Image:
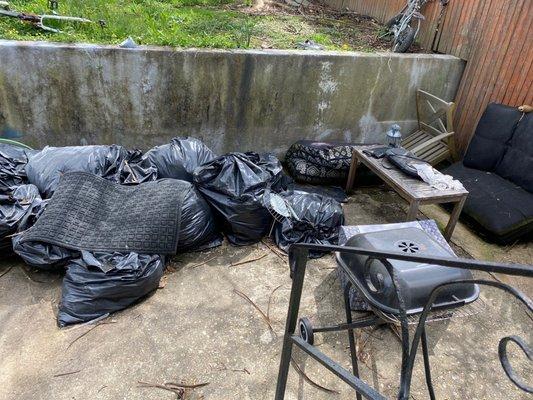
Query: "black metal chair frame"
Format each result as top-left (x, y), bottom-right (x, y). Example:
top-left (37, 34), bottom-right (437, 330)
top-left (275, 243), bottom-right (533, 400)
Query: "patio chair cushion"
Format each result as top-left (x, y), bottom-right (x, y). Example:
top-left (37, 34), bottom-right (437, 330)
top-left (285, 140), bottom-right (355, 185)
top-left (444, 162), bottom-right (533, 242)
top-left (463, 103), bottom-right (521, 171)
top-left (494, 110), bottom-right (533, 192)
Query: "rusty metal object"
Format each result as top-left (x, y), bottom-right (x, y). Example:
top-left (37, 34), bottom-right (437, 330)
top-left (0, 3), bottom-right (91, 33)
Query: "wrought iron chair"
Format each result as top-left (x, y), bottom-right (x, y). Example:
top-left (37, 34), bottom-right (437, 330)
top-left (275, 243), bottom-right (533, 399)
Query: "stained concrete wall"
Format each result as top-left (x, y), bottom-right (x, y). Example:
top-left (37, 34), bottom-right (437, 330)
top-left (0, 40), bottom-right (465, 155)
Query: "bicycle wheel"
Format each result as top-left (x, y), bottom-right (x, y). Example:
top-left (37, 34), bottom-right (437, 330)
top-left (393, 25), bottom-right (416, 53)
top-left (385, 13), bottom-right (404, 28)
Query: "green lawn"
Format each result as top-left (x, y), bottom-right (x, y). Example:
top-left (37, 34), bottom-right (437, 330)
top-left (0, 0), bottom-right (386, 50)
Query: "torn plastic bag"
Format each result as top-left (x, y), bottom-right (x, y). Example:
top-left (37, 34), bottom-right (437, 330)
top-left (25, 145), bottom-right (129, 198)
top-left (274, 191), bottom-right (344, 258)
top-left (12, 196), bottom-right (78, 269)
top-left (178, 184), bottom-right (222, 251)
top-left (193, 152), bottom-right (287, 245)
top-left (57, 251), bottom-right (165, 326)
top-left (1, 184), bottom-right (40, 238)
top-left (0, 144), bottom-right (37, 195)
top-left (119, 149), bottom-right (158, 185)
top-left (144, 137), bottom-right (216, 182)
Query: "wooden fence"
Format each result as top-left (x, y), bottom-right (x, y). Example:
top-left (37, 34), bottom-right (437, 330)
top-left (325, 0), bottom-right (533, 153)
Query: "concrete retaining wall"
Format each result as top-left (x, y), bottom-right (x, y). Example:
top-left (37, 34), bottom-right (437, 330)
top-left (0, 40), bottom-right (465, 155)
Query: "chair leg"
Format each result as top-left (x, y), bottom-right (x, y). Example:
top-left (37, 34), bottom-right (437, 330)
top-left (275, 248), bottom-right (308, 400)
top-left (343, 284), bottom-right (362, 400)
top-left (421, 328), bottom-right (436, 400)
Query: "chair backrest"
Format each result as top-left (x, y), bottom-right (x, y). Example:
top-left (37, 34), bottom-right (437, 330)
top-left (416, 89), bottom-right (455, 137)
top-left (463, 103), bottom-right (522, 171)
top-left (415, 89), bottom-right (457, 160)
top-left (463, 102), bottom-right (533, 193)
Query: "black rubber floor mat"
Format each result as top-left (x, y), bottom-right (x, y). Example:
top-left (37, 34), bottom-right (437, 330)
top-left (20, 172), bottom-right (188, 254)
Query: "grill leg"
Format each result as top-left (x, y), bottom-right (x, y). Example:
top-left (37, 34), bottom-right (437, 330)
top-left (275, 248), bottom-right (308, 400)
top-left (421, 328), bottom-right (436, 400)
top-left (343, 283), bottom-right (362, 400)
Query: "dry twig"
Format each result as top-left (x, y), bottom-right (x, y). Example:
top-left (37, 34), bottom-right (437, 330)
top-left (138, 380), bottom-right (209, 397)
top-left (233, 288), bottom-right (275, 335)
top-left (214, 362), bottom-right (250, 375)
top-left (53, 369), bottom-right (82, 378)
top-left (261, 239), bottom-right (287, 261)
top-left (62, 313), bottom-right (110, 331)
top-left (267, 284), bottom-right (284, 321)
top-left (138, 381), bottom-right (184, 396)
top-left (189, 256), bottom-right (217, 269)
top-left (229, 253), bottom-right (267, 267)
top-left (163, 381), bottom-right (209, 389)
top-left (67, 321), bottom-right (116, 350)
top-left (0, 266), bottom-right (12, 279)
top-left (290, 357), bottom-right (339, 394)
top-left (388, 324), bottom-right (402, 343)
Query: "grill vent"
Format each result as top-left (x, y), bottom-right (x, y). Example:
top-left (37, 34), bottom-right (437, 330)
top-left (395, 240), bottom-right (420, 254)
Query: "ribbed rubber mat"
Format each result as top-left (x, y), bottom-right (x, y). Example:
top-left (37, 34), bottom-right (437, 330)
top-left (20, 172), bottom-right (188, 254)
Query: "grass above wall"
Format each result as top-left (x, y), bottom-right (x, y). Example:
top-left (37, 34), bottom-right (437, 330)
top-left (0, 0), bottom-right (389, 51)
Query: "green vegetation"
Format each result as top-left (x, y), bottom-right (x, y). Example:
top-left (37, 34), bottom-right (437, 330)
top-left (0, 0), bottom-right (386, 50)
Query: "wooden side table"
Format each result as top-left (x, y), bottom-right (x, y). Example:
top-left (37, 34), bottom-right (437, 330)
top-left (345, 145), bottom-right (468, 241)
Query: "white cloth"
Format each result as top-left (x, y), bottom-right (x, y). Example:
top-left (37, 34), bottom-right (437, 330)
top-left (414, 163), bottom-right (464, 191)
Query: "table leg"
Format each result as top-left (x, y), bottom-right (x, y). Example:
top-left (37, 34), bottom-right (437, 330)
top-left (406, 200), bottom-right (420, 220)
top-left (444, 196), bottom-right (466, 241)
top-left (345, 151), bottom-right (359, 193)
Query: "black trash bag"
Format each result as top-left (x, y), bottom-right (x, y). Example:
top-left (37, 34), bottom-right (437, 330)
top-left (144, 137), bottom-right (216, 182)
top-left (285, 140), bottom-right (355, 185)
top-left (274, 191), bottom-right (344, 258)
top-left (257, 152), bottom-right (293, 191)
top-left (119, 149), bottom-right (158, 185)
top-left (25, 145), bottom-right (129, 198)
top-left (12, 196), bottom-right (78, 269)
top-left (57, 251), bottom-right (165, 326)
top-left (194, 152), bottom-right (286, 245)
top-left (1, 184), bottom-right (40, 238)
top-left (0, 144), bottom-right (37, 195)
top-left (177, 184), bottom-right (222, 251)
top-left (288, 183), bottom-right (348, 203)
top-left (0, 238), bottom-right (12, 258)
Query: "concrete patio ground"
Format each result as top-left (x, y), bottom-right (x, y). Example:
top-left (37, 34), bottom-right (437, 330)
top-left (0, 186), bottom-right (531, 400)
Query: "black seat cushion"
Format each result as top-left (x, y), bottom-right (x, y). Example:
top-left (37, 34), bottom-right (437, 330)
top-left (444, 162), bottom-right (533, 242)
top-left (463, 103), bottom-right (521, 171)
top-left (494, 111), bottom-right (533, 192)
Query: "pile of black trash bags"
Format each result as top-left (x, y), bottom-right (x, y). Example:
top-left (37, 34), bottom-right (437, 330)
top-left (0, 137), bottom-right (344, 326)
